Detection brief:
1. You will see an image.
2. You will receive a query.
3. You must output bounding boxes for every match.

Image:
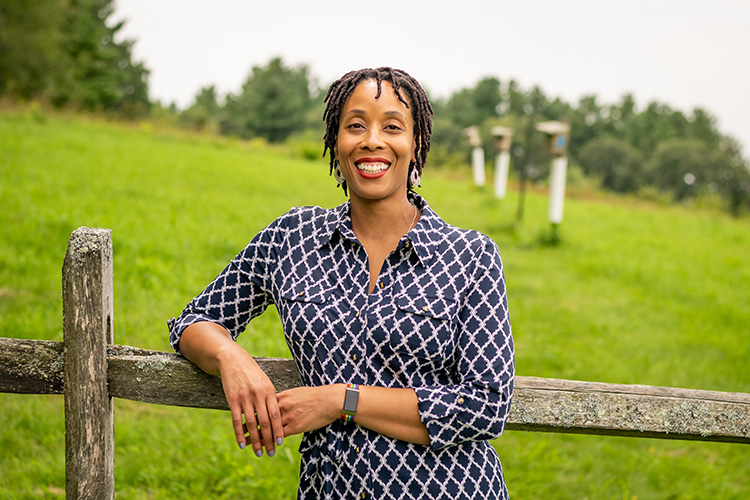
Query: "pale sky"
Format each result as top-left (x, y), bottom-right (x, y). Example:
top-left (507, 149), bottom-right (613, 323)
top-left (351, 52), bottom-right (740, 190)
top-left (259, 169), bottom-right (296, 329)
top-left (114, 0), bottom-right (750, 157)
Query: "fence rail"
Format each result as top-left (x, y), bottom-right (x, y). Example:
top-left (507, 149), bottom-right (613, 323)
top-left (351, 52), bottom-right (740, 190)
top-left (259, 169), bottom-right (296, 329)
top-left (1, 227), bottom-right (748, 499)
top-left (2, 336), bottom-right (749, 444)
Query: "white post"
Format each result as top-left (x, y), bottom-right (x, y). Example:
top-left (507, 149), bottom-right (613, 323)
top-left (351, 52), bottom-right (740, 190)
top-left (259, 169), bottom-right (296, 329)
top-left (548, 155), bottom-right (568, 224)
top-left (472, 146), bottom-right (485, 187)
top-left (494, 150), bottom-right (511, 198)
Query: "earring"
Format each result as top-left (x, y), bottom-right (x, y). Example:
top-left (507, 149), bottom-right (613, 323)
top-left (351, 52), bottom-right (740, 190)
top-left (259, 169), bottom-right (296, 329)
top-left (333, 160), bottom-right (346, 185)
top-left (409, 164), bottom-right (421, 188)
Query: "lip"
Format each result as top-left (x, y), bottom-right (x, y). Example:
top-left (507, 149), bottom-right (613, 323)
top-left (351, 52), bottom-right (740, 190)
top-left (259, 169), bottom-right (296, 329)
top-left (354, 157), bottom-right (391, 179)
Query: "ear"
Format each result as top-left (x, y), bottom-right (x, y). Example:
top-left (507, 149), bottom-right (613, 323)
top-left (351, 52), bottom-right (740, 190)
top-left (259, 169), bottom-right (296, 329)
top-left (411, 139), bottom-right (418, 164)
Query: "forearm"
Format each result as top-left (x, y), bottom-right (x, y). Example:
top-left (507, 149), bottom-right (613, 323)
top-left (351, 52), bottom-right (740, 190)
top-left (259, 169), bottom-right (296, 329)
top-left (178, 321), bottom-right (248, 376)
top-left (278, 384), bottom-right (430, 445)
top-left (179, 321), bottom-right (283, 456)
top-left (353, 385), bottom-right (430, 446)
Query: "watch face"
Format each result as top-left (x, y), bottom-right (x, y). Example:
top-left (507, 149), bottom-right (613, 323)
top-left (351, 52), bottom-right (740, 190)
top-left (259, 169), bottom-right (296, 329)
top-left (343, 387), bottom-right (359, 414)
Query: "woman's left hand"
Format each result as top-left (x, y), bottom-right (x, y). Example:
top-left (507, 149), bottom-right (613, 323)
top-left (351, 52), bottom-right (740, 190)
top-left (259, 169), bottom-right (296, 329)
top-left (277, 384), bottom-right (345, 436)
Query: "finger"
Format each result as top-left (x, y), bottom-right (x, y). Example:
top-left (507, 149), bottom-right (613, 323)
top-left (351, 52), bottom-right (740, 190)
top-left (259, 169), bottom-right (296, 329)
top-left (266, 395), bottom-right (284, 448)
top-left (255, 404), bottom-right (276, 457)
top-left (243, 421), bottom-right (264, 444)
top-left (229, 402), bottom-right (247, 450)
top-left (239, 398), bottom-right (263, 457)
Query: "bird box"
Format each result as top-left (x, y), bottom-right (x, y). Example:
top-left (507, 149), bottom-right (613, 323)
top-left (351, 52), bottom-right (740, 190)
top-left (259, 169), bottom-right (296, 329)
top-left (535, 121), bottom-right (571, 156)
top-left (490, 126), bottom-right (513, 152)
top-left (462, 126), bottom-right (482, 147)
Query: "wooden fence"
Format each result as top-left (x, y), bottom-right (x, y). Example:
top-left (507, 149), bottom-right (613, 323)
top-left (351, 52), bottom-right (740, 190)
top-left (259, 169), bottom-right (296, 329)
top-left (1, 227), bottom-right (748, 499)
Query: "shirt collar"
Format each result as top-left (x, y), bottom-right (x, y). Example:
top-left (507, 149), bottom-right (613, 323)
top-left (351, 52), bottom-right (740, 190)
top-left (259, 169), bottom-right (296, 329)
top-left (314, 192), bottom-right (445, 267)
top-left (406, 193), bottom-right (444, 266)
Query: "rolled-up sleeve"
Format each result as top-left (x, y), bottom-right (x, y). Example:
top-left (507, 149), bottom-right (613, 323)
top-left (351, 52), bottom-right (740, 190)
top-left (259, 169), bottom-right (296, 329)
top-left (414, 238), bottom-right (514, 450)
top-left (167, 218), bottom-right (282, 352)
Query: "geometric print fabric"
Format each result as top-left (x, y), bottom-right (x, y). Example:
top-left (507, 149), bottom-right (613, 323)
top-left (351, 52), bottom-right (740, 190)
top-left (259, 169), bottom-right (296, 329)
top-left (168, 193), bottom-right (515, 499)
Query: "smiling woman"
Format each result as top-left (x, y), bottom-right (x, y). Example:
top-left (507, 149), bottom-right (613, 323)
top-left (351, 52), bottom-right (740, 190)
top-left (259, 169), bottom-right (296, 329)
top-left (334, 79), bottom-right (416, 206)
top-left (168, 67), bottom-right (515, 500)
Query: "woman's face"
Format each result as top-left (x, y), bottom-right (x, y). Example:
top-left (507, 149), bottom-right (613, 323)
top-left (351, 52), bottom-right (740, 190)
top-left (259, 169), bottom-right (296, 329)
top-left (334, 79), bottom-right (416, 205)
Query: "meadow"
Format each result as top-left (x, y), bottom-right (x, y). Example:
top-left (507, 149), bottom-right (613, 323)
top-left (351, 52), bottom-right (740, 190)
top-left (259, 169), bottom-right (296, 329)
top-left (1, 110), bottom-right (748, 499)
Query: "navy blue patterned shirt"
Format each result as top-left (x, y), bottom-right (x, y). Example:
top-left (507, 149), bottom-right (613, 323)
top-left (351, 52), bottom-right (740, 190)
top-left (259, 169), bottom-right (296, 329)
top-left (168, 193), bottom-right (514, 499)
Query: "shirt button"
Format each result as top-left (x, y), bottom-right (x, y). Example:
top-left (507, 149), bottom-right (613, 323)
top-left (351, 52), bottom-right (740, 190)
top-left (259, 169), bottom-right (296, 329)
top-left (457, 397), bottom-right (465, 405)
top-left (422, 306), bottom-right (428, 311)
top-left (361, 493), bottom-right (366, 499)
top-left (355, 311), bottom-right (360, 318)
top-left (298, 291), bottom-right (304, 296)
top-left (352, 354), bottom-right (358, 362)
top-left (355, 446), bottom-right (360, 453)
top-left (379, 282), bottom-right (384, 289)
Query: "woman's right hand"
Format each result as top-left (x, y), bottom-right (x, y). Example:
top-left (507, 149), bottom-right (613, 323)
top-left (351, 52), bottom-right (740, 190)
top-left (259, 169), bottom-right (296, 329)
top-left (216, 344), bottom-right (284, 457)
top-left (177, 322), bottom-right (284, 457)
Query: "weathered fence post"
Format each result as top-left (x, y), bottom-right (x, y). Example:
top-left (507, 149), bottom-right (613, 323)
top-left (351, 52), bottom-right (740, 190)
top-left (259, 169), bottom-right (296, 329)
top-left (62, 227), bottom-right (115, 499)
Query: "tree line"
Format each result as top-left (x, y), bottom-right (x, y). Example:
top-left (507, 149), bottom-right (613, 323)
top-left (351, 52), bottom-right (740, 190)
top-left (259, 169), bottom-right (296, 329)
top-left (0, 0), bottom-right (148, 116)
top-left (2, 3), bottom-right (748, 215)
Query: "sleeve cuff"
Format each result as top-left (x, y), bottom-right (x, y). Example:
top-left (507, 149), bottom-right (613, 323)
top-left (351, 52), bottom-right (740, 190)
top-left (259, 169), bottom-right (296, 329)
top-left (414, 384), bottom-right (510, 451)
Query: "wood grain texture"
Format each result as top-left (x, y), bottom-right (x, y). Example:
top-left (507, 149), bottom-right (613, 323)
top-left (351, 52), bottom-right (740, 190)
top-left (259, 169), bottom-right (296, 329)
top-left (2, 338), bottom-right (747, 444)
top-left (62, 227), bottom-right (115, 500)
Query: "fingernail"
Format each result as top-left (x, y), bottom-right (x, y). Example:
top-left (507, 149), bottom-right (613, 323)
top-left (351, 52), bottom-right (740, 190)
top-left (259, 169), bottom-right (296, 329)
top-left (255, 450), bottom-right (263, 458)
top-left (268, 449), bottom-right (275, 457)
top-left (276, 437), bottom-right (284, 446)
top-left (238, 442), bottom-right (245, 450)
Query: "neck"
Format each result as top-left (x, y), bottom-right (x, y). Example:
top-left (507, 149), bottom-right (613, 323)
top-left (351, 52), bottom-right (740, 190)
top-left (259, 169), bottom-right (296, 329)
top-left (350, 194), bottom-right (417, 242)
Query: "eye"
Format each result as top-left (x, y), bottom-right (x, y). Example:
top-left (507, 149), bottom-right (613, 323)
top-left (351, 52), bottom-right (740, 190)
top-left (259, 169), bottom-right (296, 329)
top-left (385, 124), bottom-right (404, 131)
top-left (346, 123), bottom-right (365, 130)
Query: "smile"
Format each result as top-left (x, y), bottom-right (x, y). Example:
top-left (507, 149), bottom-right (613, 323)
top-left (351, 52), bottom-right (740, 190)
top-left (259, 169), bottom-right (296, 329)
top-left (355, 161), bottom-right (390, 174)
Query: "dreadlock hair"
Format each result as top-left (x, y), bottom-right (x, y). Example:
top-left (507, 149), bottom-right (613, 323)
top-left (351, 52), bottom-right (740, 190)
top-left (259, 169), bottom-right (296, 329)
top-left (322, 67), bottom-right (434, 195)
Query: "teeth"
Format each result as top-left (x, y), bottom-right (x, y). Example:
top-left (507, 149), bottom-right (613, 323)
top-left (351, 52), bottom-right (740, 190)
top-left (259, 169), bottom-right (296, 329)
top-left (356, 162), bottom-right (389, 173)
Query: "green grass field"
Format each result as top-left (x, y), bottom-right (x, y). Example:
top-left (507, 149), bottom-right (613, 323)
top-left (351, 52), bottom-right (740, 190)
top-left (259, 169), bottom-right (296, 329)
top-left (1, 110), bottom-right (748, 499)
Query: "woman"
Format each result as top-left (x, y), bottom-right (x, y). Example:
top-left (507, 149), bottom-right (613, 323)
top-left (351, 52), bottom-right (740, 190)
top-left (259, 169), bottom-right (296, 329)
top-left (168, 67), bottom-right (514, 499)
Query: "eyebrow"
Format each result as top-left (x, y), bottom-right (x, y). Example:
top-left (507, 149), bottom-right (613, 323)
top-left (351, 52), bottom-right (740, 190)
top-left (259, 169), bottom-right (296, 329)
top-left (344, 109), bottom-right (408, 120)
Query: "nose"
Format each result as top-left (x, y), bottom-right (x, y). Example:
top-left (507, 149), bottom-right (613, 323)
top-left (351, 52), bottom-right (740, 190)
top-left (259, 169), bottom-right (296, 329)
top-left (362, 126), bottom-right (385, 150)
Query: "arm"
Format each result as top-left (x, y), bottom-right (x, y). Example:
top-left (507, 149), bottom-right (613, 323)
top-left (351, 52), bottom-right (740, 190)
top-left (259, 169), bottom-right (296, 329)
top-left (178, 321), bottom-right (284, 457)
top-left (277, 384), bottom-right (430, 445)
top-left (413, 237), bottom-right (515, 450)
top-left (277, 238), bottom-right (513, 449)
top-left (168, 217), bottom-right (284, 456)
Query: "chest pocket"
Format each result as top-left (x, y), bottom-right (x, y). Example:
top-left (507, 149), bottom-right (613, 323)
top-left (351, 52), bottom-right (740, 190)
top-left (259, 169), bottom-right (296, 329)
top-left (278, 280), bottom-right (336, 342)
top-left (390, 292), bottom-right (459, 368)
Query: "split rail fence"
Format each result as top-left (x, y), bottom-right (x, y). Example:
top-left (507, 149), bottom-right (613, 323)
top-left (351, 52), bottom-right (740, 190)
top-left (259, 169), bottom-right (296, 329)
top-left (1, 227), bottom-right (748, 499)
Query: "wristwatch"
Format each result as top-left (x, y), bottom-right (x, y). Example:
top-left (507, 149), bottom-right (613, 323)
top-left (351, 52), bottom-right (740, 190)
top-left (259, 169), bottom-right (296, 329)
top-left (341, 383), bottom-right (360, 422)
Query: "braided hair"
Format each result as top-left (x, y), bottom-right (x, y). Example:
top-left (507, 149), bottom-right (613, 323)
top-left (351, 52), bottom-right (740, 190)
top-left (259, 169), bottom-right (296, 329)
top-left (323, 67), bottom-right (434, 194)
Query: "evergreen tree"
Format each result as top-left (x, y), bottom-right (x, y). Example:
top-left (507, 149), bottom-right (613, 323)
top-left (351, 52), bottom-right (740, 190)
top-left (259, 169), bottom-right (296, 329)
top-left (0, 0), bottom-right (149, 115)
top-left (54, 0), bottom-right (149, 115)
top-left (221, 58), bottom-right (315, 142)
top-left (0, 0), bottom-right (68, 99)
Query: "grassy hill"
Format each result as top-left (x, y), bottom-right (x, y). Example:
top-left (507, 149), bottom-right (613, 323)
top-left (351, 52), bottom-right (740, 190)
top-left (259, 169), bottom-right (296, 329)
top-left (1, 110), bottom-right (748, 499)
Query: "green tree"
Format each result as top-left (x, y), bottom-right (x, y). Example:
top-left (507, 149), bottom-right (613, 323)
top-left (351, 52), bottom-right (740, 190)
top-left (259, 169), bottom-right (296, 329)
top-left (54, 0), bottom-right (149, 115)
top-left (578, 136), bottom-right (644, 193)
top-left (567, 94), bottom-right (605, 156)
top-left (706, 136), bottom-right (750, 216)
top-left (646, 138), bottom-right (713, 200)
top-left (180, 85), bottom-right (221, 131)
top-left (0, 0), bottom-right (68, 99)
top-left (0, 0), bottom-right (149, 115)
top-left (221, 57), bottom-right (315, 142)
top-left (441, 77), bottom-right (501, 129)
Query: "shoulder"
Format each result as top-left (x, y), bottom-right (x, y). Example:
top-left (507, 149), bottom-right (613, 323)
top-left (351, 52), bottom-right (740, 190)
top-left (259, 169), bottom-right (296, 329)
top-left (260, 204), bottom-right (340, 237)
top-left (274, 205), bottom-right (331, 226)
top-left (427, 210), bottom-right (500, 260)
top-left (258, 203), bottom-right (343, 251)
